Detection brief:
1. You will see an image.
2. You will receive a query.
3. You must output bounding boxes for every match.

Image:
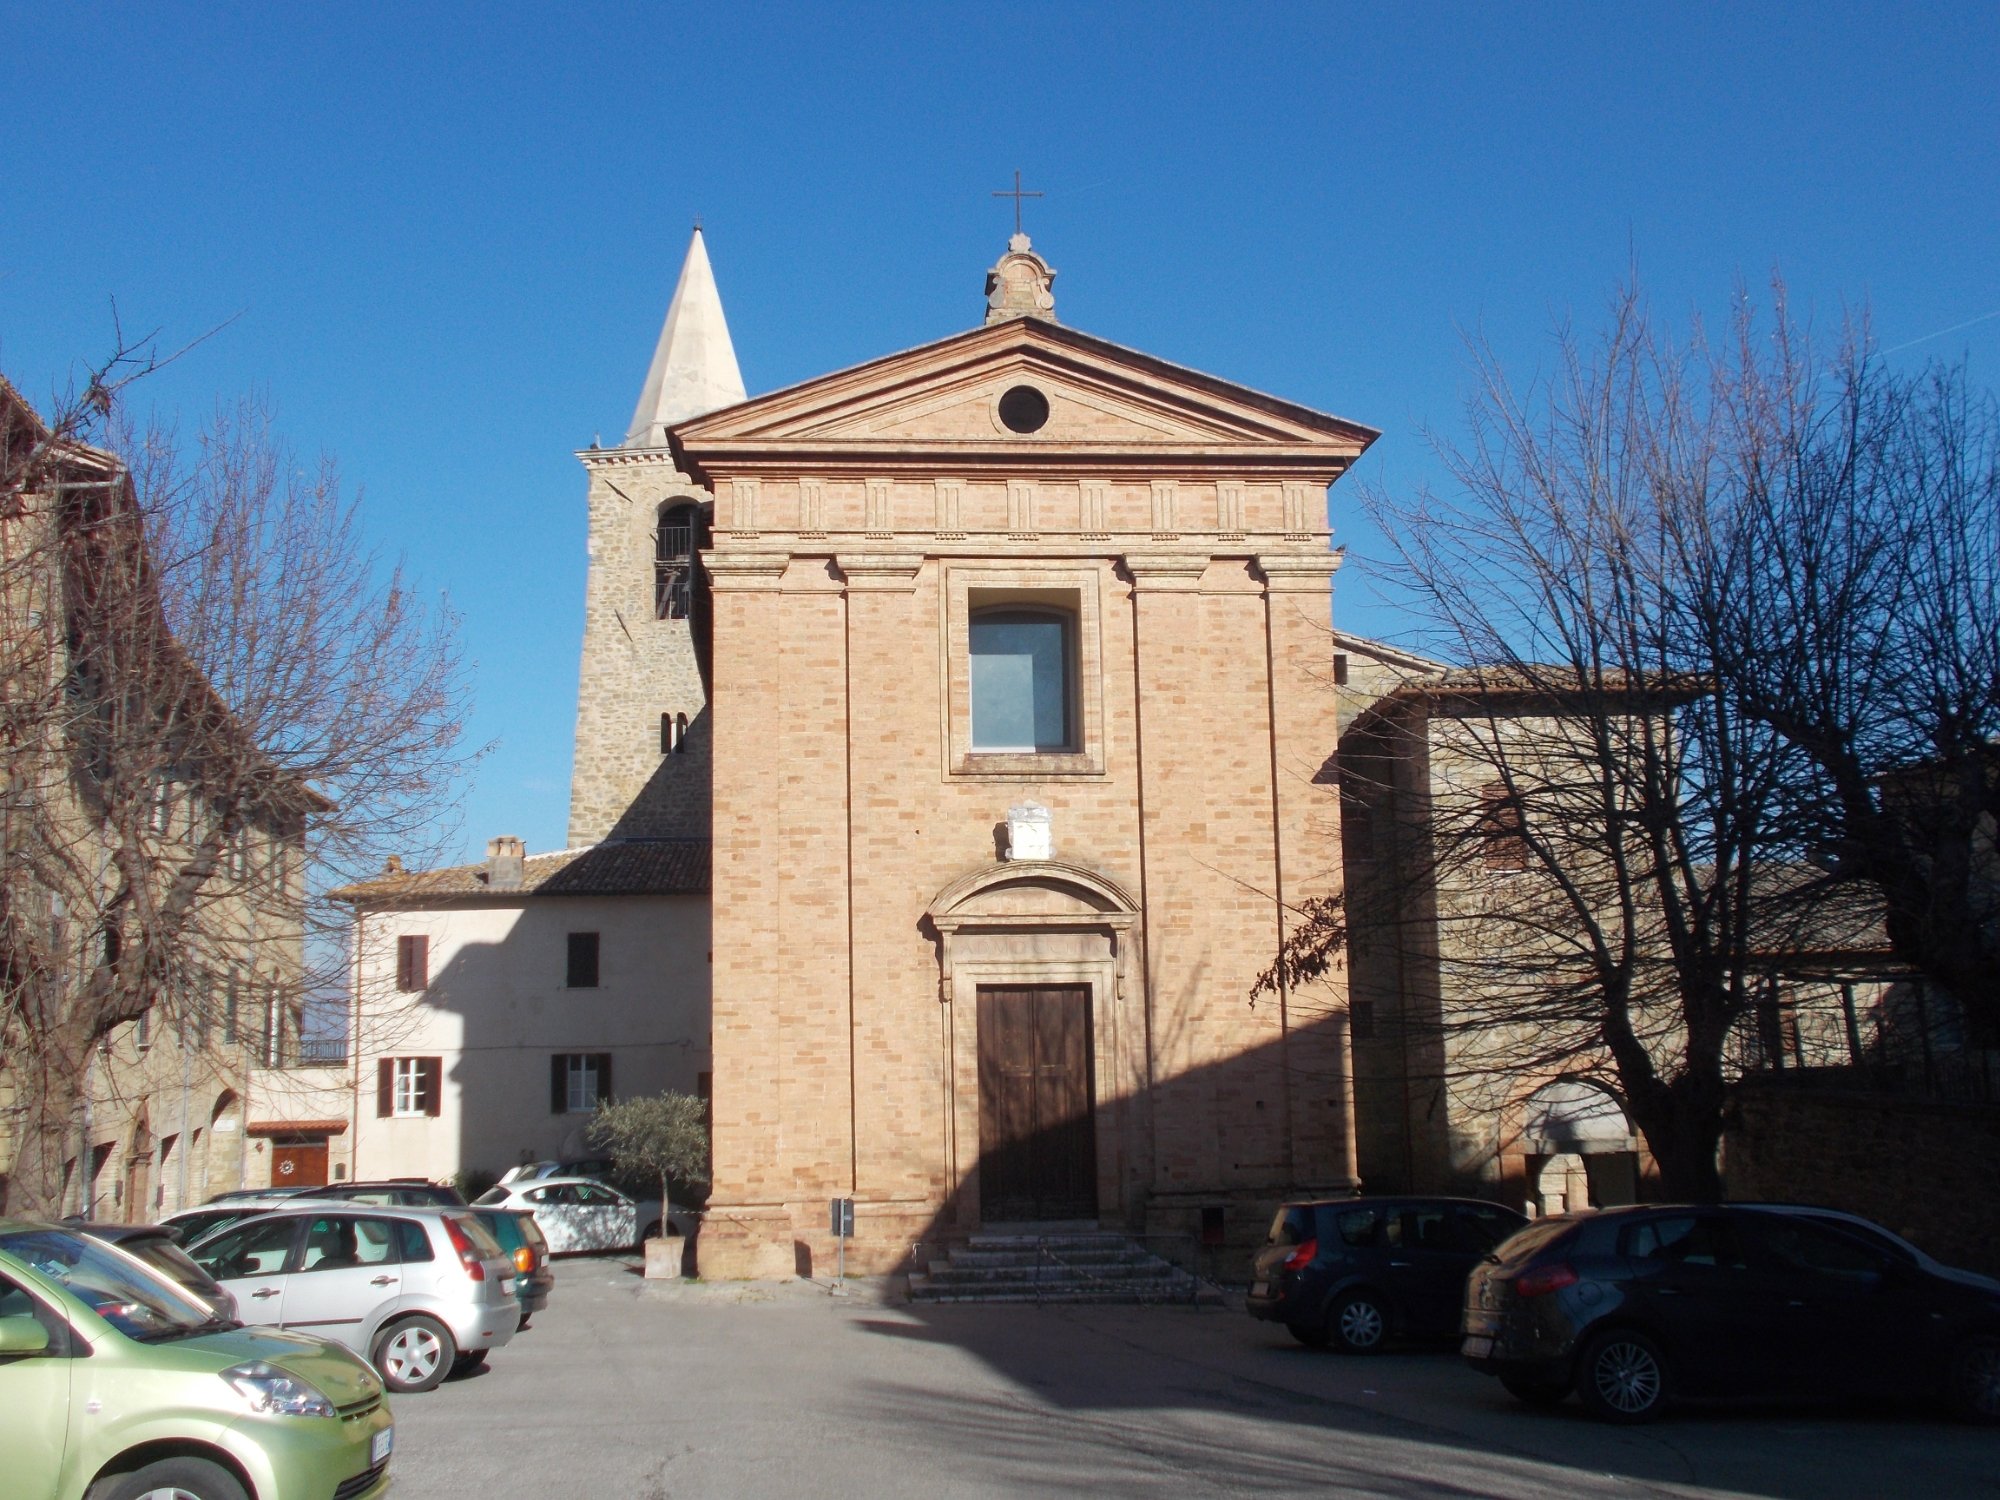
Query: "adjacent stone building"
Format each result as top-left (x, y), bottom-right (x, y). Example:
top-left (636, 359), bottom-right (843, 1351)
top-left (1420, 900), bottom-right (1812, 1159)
top-left (0, 378), bottom-right (316, 1218)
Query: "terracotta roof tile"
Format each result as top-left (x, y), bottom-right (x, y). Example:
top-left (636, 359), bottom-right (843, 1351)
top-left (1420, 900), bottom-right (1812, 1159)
top-left (331, 839), bottom-right (710, 904)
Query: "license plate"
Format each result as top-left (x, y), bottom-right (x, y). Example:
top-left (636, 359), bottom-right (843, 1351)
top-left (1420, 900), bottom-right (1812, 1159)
top-left (1461, 1336), bottom-right (1493, 1359)
top-left (372, 1427), bottom-right (394, 1464)
top-left (1251, 1280), bottom-right (1268, 1297)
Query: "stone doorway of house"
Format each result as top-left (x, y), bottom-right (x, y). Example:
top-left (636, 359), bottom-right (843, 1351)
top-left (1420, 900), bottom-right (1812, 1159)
top-left (270, 1135), bottom-right (329, 1188)
top-left (1519, 1079), bottom-right (1641, 1213)
top-left (976, 985), bottom-right (1098, 1222)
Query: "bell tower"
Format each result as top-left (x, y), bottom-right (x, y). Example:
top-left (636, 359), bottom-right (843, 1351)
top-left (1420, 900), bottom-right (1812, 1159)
top-left (568, 227), bottom-right (745, 845)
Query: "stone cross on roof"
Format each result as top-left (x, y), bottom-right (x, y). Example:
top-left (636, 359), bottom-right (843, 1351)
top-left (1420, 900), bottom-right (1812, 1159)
top-left (991, 169), bottom-right (1043, 237)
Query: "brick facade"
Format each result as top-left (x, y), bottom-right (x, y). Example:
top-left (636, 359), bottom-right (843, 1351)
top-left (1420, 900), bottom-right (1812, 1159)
top-left (665, 289), bottom-right (1378, 1276)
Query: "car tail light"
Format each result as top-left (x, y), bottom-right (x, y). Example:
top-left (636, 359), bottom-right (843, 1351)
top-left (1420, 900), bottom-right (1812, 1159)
top-left (443, 1216), bottom-right (486, 1281)
top-left (1514, 1262), bottom-right (1578, 1299)
top-left (1281, 1238), bottom-right (1318, 1273)
top-left (514, 1246), bottom-right (535, 1275)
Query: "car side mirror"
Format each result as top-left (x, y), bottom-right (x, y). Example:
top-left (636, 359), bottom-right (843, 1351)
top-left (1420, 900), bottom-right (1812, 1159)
top-left (0, 1314), bottom-right (51, 1356)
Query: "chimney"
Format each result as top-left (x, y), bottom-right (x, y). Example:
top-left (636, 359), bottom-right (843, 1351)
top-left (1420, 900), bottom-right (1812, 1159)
top-left (383, 855), bottom-right (404, 876)
top-left (486, 836), bottom-right (526, 890)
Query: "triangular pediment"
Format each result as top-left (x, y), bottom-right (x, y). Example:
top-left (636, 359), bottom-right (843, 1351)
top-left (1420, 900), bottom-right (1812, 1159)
top-left (671, 320), bottom-right (1376, 474)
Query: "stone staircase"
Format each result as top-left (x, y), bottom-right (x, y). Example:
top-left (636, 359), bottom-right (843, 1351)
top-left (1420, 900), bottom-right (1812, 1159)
top-left (906, 1229), bottom-right (1223, 1305)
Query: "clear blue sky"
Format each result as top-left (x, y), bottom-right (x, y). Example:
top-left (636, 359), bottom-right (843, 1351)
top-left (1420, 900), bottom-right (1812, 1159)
top-left (5, 3), bottom-right (1996, 865)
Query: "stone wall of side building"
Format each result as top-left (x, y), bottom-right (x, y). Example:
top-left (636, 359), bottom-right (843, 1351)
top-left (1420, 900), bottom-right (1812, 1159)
top-left (1724, 1078), bottom-right (2000, 1277)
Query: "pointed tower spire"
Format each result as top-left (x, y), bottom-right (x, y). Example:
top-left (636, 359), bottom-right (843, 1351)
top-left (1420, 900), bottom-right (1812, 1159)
top-left (625, 226), bottom-right (747, 448)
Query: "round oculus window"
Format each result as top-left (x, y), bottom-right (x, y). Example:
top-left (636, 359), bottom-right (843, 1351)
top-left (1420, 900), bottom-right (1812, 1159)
top-left (997, 384), bottom-right (1051, 434)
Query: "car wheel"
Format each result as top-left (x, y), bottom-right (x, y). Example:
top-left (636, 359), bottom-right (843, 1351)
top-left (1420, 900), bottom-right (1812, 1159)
top-left (88, 1456), bottom-right (249, 1500)
top-left (372, 1313), bottom-right (457, 1394)
top-left (640, 1218), bottom-right (662, 1243)
top-left (1947, 1337), bottom-right (2000, 1423)
top-left (1575, 1329), bottom-right (1669, 1423)
top-left (1287, 1317), bottom-right (1330, 1349)
top-left (451, 1349), bottom-right (489, 1376)
top-left (1328, 1290), bottom-right (1388, 1354)
top-left (1499, 1371), bottom-right (1569, 1408)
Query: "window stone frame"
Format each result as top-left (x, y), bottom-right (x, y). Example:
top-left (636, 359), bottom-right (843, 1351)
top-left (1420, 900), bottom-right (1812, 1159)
top-left (942, 564), bottom-right (1106, 780)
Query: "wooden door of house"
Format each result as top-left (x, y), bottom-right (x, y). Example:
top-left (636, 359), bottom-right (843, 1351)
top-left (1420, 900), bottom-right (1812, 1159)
top-left (270, 1137), bottom-right (329, 1188)
top-left (976, 985), bottom-right (1097, 1221)
top-left (123, 1151), bottom-right (150, 1224)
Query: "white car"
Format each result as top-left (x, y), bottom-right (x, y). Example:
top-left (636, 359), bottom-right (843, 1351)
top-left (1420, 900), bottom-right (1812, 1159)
top-left (474, 1177), bottom-right (671, 1255)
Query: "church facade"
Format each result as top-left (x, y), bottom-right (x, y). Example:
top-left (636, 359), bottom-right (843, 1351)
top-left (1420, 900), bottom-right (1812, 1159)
top-left (576, 230), bottom-right (1377, 1277)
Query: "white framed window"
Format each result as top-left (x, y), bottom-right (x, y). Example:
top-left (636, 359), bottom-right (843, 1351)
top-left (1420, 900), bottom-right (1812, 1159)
top-left (393, 1060), bottom-right (423, 1115)
top-left (148, 778), bottom-right (171, 834)
top-left (552, 1052), bottom-right (611, 1114)
top-left (377, 1056), bottom-right (440, 1117)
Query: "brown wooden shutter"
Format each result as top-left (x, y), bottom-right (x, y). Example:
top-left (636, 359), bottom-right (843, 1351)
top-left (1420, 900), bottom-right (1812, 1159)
top-left (396, 934), bottom-right (429, 991)
top-left (421, 1057), bottom-right (442, 1117)
top-left (551, 1054), bottom-right (566, 1114)
top-left (377, 1058), bottom-right (394, 1117)
top-left (597, 1053), bottom-right (612, 1104)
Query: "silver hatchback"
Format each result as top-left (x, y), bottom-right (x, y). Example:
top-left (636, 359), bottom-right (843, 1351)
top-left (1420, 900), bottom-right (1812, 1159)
top-left (186, 1203), bottom-right (519, 1393)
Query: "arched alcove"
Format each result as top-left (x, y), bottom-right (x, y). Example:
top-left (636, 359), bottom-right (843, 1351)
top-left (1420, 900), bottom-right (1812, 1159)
top-left (1512, 1078), bottom-right (1639, 1214)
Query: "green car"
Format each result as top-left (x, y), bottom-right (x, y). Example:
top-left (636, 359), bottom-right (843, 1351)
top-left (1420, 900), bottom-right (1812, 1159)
top-left (0, 1220), bottom-right (393, 1500)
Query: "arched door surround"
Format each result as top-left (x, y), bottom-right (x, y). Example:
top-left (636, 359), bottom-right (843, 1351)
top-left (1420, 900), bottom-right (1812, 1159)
top-left (926, 861), bottom-right (1140, 1228)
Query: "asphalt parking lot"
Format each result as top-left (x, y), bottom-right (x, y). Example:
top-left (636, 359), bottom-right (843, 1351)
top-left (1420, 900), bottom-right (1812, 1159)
top-left (389, 1254), bottom-right (1995, 1499)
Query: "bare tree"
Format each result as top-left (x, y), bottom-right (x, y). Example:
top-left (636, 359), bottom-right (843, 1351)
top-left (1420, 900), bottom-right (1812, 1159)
top-left (1728, 356), bottom-right (2000, 1043)
top-left (1, 369), bottom-right (474, 1214)
top-left (1264, 284), bottom-right (1872, 1200)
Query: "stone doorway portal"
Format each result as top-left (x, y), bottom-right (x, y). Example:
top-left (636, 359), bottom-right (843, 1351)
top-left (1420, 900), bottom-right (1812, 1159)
top-left (976, 985), bottom-right (1098, 1221)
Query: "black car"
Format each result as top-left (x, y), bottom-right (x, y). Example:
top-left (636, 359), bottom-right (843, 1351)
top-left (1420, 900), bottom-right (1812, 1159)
top-left (1249, 1196), bottom-right (1528, 1352)
top-left (1462, 1203), bottom-right (2000, 1423)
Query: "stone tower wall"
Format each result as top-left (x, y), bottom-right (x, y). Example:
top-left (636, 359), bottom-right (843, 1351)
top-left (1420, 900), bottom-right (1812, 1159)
top-left (568, 452), bottom-right (712, 845)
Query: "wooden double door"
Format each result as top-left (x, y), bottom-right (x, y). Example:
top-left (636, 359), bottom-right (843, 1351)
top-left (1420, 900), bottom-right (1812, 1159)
top-left (976, 985), bottom-right (1098, 1221)
top-left (270, 1136), bottom-right (329, 1188)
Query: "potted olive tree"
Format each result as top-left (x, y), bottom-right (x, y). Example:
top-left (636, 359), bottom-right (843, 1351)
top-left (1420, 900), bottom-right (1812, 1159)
top-left (588, 1090), bottom-right (710, 1279)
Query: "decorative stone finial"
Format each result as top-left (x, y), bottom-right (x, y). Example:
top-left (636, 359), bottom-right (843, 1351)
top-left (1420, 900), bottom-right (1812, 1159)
top-left (984, 235), bottom-right (1057, 326)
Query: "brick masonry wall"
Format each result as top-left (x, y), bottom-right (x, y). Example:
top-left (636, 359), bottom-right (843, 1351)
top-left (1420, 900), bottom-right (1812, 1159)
top-left (700, 546), bottom-right (1358, 1278)
top-left (1724, 1078), bottom-right (2000, 1275)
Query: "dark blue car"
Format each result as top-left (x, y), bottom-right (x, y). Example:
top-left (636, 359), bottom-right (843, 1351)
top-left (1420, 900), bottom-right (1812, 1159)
top-left (1462, 1204), bottom-right (2000, 1422)
top-left (1249, 1196), bottom-right (1528, 1352)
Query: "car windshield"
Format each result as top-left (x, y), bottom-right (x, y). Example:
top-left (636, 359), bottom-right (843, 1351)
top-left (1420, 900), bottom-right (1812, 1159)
top-left (1488, 1216), bottom-right (1574, 1268)
top-left (1266, 1206), bottom-right (1314, 1246)
top-left (474, 1187), bottom-right (510, 1205)
top-left (475, 1212), bottom-right (525, 1250)
top-left (0, 1228), bottom-right (221, 1341)
top-left (450, 1213), bottom-right (506, 1258)
top-left (123, 1238), bottom-right (218, 1289)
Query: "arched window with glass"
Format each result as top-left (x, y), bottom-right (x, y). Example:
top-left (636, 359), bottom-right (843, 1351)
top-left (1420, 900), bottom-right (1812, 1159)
top-left (968, 606), bottom-right (1076, 753)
